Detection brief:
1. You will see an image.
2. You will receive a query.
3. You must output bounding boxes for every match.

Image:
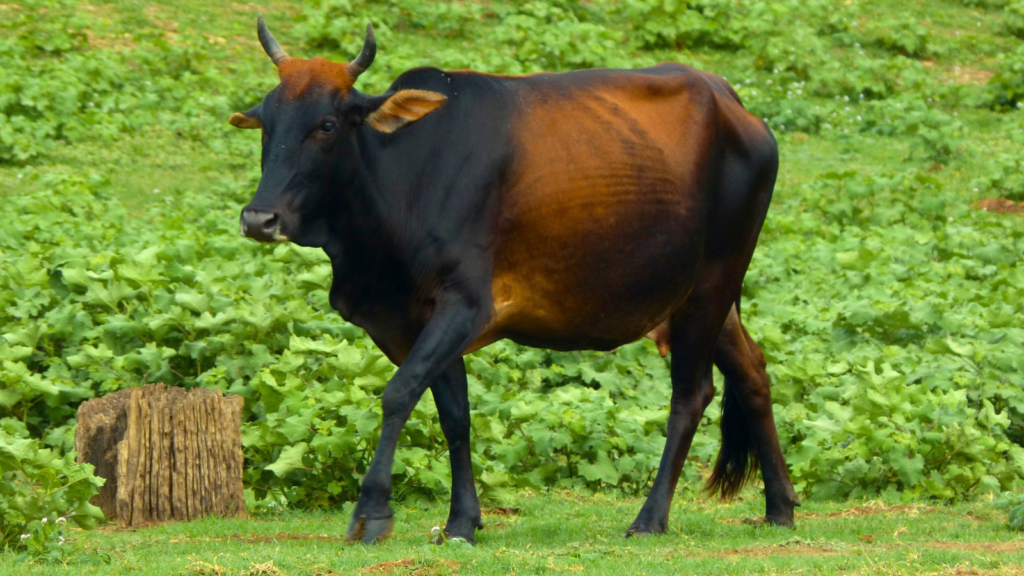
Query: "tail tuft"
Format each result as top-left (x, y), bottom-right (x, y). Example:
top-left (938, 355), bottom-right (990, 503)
top-left (705, 380), bottom-right (758, 498)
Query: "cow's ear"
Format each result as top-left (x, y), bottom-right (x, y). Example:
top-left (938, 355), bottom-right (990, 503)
top-left (229, 104), bottom-right (262, 129)
top-left (366, 90), bottom-right (446, 134)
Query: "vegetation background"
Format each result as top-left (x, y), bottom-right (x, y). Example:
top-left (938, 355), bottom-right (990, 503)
top-left (1, 0), bottom-right (1023, 573)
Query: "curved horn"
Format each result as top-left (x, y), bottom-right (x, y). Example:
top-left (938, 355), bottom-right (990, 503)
top-left (257, 14), bottom-right (289, 66)
top-left (346, 24), bottom-right (376, 79)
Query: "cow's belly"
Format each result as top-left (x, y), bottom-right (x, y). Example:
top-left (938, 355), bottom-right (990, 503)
top-left (477, 179), bottom-right (704, 352)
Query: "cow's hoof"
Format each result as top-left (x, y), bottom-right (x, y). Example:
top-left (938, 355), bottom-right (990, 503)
top-left (765, 515), bottom-right (796, 529)
top-left (741, 516), bottom-right (795, 529)
top-left (346, 514), bottom-right (394, 544)
top-left (624, 520), bottom-right (666, 538)
top-left (445, 518), bottom-right (481, 545)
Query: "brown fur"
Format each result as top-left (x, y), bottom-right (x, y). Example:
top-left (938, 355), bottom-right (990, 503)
top-left (471, 72), bottom-right (718, 352)
top-left (278, 57), bottom-right (354, 98)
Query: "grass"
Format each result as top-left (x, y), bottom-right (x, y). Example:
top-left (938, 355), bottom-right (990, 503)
top-left (5, 491), bottom-right (1023, 575)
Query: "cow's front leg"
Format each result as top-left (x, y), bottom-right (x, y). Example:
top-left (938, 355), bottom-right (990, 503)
top-left (430, 359), bottom-right (482, 543)
top-left (345, 301), bottom-right (482, 544)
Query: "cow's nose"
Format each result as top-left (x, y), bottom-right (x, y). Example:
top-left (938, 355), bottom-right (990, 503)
top-left (240, 209), bottom-right (280, 242)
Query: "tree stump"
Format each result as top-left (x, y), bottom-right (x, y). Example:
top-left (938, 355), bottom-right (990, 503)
top-left (75, 384), bottom-right (246, 527)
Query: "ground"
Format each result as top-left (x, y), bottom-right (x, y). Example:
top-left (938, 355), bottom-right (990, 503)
top-left (8, 492), bottom-right (1023, 575)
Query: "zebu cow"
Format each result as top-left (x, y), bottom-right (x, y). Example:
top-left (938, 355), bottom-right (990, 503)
top-left (230, 16), bottom-right (799, 544)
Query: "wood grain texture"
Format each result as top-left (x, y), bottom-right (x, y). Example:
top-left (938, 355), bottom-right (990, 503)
top-left (76, 384), bottom-right (245, 527)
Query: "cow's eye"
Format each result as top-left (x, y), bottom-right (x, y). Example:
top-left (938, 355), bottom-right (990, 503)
top-left (320, 120), bottom-right (337, 134)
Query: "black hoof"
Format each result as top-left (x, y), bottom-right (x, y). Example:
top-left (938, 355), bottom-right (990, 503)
top-left (624, 520), bottom-right (666, 538)
top-left (346, 514), bottom-right (394, 544)
top-left (765, 515), bottom-right (796, 529)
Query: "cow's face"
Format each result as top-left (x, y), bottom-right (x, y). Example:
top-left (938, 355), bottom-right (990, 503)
top-left (230, 16), bottom-right (445, 247)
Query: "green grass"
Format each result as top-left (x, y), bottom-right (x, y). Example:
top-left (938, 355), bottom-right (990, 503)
top-left (6, 492), bottom-right (1023, 575)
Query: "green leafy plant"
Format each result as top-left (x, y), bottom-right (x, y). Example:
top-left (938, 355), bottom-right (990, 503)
top-left (983, 45), bottom-right (1024, 110)
top-left (996, 492), bottom-right (1024, 531)
top-left (0, 429), bottom-right (105, 559)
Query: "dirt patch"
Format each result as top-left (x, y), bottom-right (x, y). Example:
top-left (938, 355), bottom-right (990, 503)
top-left (483, 506), bottom-right (520, 517)
top-left (362, 559), bottom-right (415, 574)
top-left (83, 29), bottom-right (139, 50)
top-left (700, 540), bottom-right (842, 558)
top-left (360, 558), bottom-right (460, 576)
top-left (974, 198), bottom-right (1024, 214)
top-left (951, 66), bottom-right (996, 85)
top-left (921, 541), bottom-right (1024, 554)
top-left (798, 503), bottom-right (937, 520)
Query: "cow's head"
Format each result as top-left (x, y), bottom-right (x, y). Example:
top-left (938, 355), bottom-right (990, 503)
top-left (230, 16), bottom-right (446, 246)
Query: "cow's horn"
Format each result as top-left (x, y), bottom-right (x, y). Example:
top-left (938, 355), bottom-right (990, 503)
top-left (346, 24), bottom-right (376, 79)
top-left (257, 14), bottom-right (289, 66)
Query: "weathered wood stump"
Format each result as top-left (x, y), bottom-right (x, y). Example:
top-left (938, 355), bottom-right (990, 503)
top-left (75, 384), bottom-right (246, 527)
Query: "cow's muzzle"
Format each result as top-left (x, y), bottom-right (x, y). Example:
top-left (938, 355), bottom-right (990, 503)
top-left (240, 208), bottom-right (287, 243)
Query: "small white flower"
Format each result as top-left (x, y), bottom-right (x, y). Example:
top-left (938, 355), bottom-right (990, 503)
top-left (856, 116), bottom-right (862, 121)
top-left (17, 174), bottom-right (22, 179)
top-left (56, 517), bottom-right (67, 526)
top-left (973, 188), bottom-right (979, 192)
top-left (20, 534), bottom-right (30, 541)
top-left (854, 42), bottom-right (861, 48)
top-left (844, 96), bottom-right (850, 102)
top-left (948, 217), bottom-right (954, 222)
top-left (797, 89), bottom-right (802, 95)
top-left (41, 518), bottom-right (48, 524)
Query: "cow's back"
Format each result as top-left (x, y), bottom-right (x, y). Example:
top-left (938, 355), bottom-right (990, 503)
top-left (471, 64), bottom-right (772, 352)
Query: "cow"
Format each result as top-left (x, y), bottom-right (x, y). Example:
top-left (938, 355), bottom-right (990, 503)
top-left (229, 16), bottom-right (800, 544)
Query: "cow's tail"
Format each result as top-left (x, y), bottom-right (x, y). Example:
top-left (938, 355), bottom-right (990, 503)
top-left (705, 298), bottom-right (759, 499)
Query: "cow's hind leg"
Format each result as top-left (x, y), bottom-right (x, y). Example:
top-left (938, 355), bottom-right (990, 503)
top-left (430, 358), bottom-right (483, 543)
top-left (626, 283), bottom-right (733, 537)
top-left (708, 304), bottom-right (799, 525)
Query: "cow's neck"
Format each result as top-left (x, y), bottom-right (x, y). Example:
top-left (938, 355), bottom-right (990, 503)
top-left (320, 154), bottom-right (418, 325)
